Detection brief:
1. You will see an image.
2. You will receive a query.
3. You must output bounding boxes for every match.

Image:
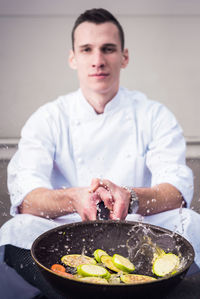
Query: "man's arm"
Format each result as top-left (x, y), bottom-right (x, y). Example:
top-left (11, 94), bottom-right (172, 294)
top-left (19, 186), bottom-right (100, 221)
top-left (134, 183), bottom-right (184, 215)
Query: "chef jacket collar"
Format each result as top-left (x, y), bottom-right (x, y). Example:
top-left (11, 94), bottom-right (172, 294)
top-left (77, 88), bottom-right (122, 117)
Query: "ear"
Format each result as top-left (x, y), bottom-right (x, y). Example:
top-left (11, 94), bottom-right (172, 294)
top-left (121, 48), bottom-right (129, 69)
top-left (68, 50), bottom-right (77, 70)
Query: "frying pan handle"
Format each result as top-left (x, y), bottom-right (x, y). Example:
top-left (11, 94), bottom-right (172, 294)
top-left (97, 201), bottom-right (110, 220)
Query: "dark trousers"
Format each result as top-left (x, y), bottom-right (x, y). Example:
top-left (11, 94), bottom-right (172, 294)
top-left (4, 245), bottom-right (67, 299)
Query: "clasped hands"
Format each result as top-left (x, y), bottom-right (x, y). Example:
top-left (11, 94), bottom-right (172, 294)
top-left (73, 178), bottom-right (131, 221)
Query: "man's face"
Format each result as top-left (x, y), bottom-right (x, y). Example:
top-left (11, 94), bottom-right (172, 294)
top-left (69, 21), bottom-right (129, 99)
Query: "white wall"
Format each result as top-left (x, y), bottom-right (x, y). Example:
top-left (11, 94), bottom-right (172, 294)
top-left (0, 0), bottom-right (200, 144)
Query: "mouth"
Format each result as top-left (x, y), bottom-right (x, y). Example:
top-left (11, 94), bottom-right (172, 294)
top-left (89, 73), bottom-right (109, 79)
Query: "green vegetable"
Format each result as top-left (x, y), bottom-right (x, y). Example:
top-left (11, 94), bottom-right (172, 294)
top-left (101, 255), bottom-right (122, 272)
top-left (77, 277), bottom-right (108, 284)
top-left (121, 274), bottom-right (156, 284)
top-left (94, 249), bottom-right (108, 263)
top-left (61, 254), bottom-right (96, 268)
top-left (152, 253), bottom-right (180, 277)
top-left (108, 274), bottom-right (121, 284)
top-left (77, 264), bottom-right (111, 279)
top-left (113, 254), bottom-right (135, 273)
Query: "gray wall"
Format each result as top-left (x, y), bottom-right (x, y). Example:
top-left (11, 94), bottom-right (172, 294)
top-left (0, 0), bottom-right (200, 140)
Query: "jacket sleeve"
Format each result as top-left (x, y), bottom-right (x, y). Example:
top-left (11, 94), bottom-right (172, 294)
top-left (146, 103), bottom-right (193, 207)
top-left (7, 105), bottom-right (56, 216)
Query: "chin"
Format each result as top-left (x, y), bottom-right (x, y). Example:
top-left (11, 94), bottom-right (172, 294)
top-left (91, 83), bottom-right (117, 95)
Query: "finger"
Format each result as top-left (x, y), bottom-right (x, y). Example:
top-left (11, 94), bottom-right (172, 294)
top-left (88, 196), bottom-right (100, 220)
top-left (91, 192), bottom-right (101, 205)
top-left (89, 209), bottom-right (97, 220)
top-left (89, 178), bottom-right (102, 193)
top-left (95, 187), bottom-right (114, 210)
top-left (111, 200), bottom-right (127, 220)
top-left (99, 179), bottom-right (111, 191)
top-left (82, 205), bottom-right (97, 221)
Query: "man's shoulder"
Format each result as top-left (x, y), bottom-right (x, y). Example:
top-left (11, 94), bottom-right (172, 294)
top-left (33, 90), bottom-right (80, 116)
top-left (23, 90), bottom-right (80, 129)
top-left (43, 89), bottom-right (79, 109)
top-left (121, 87), bottom-right (163, 111)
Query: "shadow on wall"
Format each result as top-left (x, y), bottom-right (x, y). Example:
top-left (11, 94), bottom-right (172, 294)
top-left (0, 159), bottom-right (199, 228)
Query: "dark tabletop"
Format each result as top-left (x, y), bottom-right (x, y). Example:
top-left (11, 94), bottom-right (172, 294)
top-left (164, 263), bottom-right (200, 299)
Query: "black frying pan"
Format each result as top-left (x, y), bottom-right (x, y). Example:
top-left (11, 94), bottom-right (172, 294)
top-left (31, 220), bottom-right (194, 299)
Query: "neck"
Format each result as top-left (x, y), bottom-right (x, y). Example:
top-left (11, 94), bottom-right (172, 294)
top-left (81, 88), bottom-right (119, 114)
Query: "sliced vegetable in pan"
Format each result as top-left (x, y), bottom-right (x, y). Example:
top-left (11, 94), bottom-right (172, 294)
top-left (152, 253), bottom-right (180, 277)
top-left (61, 254), bottom-right (96, 267)
top-left (94, 249), bottom-right (109, 263)
top-left (77, 276), bottom-right (109, 284)
top-left (51, 248), bottom-right (180, 284)
top-left (51, 264), bottom-right (66, 272)
top-left (121, 274), bottom-right (156, 284)
top-left (51, 264), bottom-right (74, 279)
top-left (113, 254), bottom-right (135, 273)
top-left (101, 255), bottom-right (122, 273)
top-left (108, 274), bottom-right (121, 284)
top-left (77, 264), bottom-right (111, 279)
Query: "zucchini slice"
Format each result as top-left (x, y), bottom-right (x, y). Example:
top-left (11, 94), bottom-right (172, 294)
top-left (152, 253), bottom-right (180, 277)
top-left (77, 277), bottom-right (108, 284)
top-left (61, 254), bottom-right (96, 268)
top-left (121, 274), bottom-right (156, 284)
top-left (101, 255), bottom-right (122, 272)
top-left (77, 264), bottom-right (111, 279)
top-left (94, 249), bottom-right (109, 263)
top-left (113, 254), bottom-right (135, 273)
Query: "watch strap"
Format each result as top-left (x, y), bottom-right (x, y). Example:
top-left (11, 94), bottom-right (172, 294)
top-left (123, 186), bottom-right (139, 214)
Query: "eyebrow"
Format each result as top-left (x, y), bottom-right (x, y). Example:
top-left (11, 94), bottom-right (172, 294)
top-left (79, 43), bottom-right (118, 49)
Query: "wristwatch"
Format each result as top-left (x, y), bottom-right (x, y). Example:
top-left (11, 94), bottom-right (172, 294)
top-left (123, 186), bottom-right (139, 214)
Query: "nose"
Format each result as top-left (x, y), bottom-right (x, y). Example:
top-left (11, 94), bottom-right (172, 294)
top-left (92, 50), bottom-right (105, 68)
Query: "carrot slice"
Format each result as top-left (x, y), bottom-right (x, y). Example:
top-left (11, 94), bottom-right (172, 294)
top-left (56, 271), bottom-right (74, 279)
top-left (51, 264), bottom-right (66, 272)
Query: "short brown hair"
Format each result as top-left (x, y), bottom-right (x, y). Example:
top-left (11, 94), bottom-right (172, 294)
top-left (71, 8), bottom-right (125, 50)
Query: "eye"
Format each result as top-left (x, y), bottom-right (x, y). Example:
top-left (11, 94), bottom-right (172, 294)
top-left (102, 46), bottom-right (116, 53)
top-left (82, 47), bottom-right (91, 53)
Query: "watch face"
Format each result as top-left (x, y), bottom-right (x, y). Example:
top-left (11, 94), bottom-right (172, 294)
top-left (129, 189), bottom-right (139, 214)
top-left (130, 199), bottom-right (139, 214)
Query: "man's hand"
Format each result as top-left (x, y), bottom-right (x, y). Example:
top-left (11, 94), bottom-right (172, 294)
top-left (70, 187), bottom-right (101, 221)
top-left (90, 178), bottom-right (131, 220)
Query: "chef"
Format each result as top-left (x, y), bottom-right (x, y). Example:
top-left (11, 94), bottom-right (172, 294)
top-left (0, 8), bottom-right (199, 299)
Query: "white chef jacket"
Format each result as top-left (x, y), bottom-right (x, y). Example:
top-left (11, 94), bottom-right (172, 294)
top-left (1, 87), bottom-right (198, 266)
